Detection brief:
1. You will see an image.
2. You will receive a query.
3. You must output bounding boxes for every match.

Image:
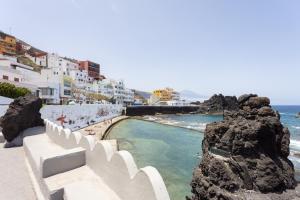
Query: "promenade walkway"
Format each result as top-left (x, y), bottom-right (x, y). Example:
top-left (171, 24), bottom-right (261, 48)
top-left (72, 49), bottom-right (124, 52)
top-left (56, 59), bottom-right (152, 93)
top-left (0, 143), bottom-right (36, 200)
top-left (79, 116), bottom-right (128, 140)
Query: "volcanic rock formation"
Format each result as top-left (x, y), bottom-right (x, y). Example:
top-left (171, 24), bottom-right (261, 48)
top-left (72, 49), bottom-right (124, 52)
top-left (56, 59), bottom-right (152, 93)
top-left (198, 94), bottom-right (239, 115)
top-left (189, 94), bottom-right (298, 200)
top-left (0, 94), bottom-right (44, 142)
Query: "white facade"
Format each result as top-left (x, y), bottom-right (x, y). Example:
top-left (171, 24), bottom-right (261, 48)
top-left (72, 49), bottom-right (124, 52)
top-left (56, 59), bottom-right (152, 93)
top-left (93, 79), bottom-right (134, 105)
top-left (25, 53), bottom-right (47, 67)
top-left (124, 89), bottom-right (134, 104)
top-left (0, 57), bottom-right (37, 84)
top-left (47, 53), bottom-right (79, 74)
top-left (38, 82), bottom-right (60, 104)
top-left (166, 100), bottom-right (191, 106)
top-left (0, 58), bottom-right (59, 103)
top-left (0, 53), bottom-right (134, 106)
top-left (69, 69), bottom-right (89, 89)
top-left (0, 66), bottom-right (23, 82)
top-left (40, 68), bottom-right (71, 102)
top-left (97, 79), bottom-right (114, 98)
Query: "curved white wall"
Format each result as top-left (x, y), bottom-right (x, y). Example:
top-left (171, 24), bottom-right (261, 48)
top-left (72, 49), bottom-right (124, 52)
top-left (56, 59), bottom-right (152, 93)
top-left (44, 119), bottom-right (170, 200)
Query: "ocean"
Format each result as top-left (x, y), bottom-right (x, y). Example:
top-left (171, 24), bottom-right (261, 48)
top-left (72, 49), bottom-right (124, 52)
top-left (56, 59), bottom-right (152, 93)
top-left (107, 105), bottom-right (300, 200)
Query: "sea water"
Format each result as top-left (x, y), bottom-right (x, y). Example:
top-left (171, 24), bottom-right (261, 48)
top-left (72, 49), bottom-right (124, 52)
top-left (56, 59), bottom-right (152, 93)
top-left (107, 106), bottom-right (300, 200)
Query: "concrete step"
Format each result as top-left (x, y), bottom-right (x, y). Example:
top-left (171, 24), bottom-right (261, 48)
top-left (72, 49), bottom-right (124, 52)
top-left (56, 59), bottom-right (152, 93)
top-left (44, 166), bottom-right (121, 200)
top-left (24, 133), bottom-right (121, 200)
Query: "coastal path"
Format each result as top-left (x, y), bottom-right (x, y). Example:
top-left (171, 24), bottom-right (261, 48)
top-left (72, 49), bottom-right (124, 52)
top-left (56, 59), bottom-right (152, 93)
top-left (0, 143), bottom-right (36, 200)
top-left (78, 116), bottom-right (128, 140)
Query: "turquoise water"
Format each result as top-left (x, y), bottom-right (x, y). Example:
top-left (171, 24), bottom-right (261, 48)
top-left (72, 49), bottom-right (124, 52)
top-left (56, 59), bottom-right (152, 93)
top-left (107, 115), bottom-right (223, 200)
top-left (273, 106), bottom-right (300, 170)
top-left (107, 107), bottom-right (300, 199)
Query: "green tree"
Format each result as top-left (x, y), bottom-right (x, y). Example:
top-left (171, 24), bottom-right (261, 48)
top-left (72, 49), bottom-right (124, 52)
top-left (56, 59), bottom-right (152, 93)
top-left (0, 82), bottom-right (31, 99)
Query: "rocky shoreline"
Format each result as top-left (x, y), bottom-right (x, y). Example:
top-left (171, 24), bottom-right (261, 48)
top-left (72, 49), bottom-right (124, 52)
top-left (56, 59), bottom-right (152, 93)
top-left (126, 94), bottom-right (239, 116)
top-left (189, 94), bottom-right (299, 200)
top-left (126, 106), bottom-right (200, 116)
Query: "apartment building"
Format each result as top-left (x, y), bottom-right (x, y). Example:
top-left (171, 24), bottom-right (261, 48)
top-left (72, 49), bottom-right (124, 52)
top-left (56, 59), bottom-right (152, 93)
top-left (79, 60), bottom-right (100, 80)
top-left (94, 79), bottom-right (134, 105)
top-left (0, 55), bottom-right (59, 103)
top-left (0, 31), bottom-right (16, 56)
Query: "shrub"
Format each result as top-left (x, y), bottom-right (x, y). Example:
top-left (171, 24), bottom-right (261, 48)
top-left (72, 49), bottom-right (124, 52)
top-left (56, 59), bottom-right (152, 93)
top-left (0, 82), bottom-right (31, 99)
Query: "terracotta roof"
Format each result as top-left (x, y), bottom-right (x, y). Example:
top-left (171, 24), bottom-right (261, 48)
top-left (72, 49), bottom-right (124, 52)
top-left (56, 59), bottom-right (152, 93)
top-left (27, 47), bottom-right (47, 57)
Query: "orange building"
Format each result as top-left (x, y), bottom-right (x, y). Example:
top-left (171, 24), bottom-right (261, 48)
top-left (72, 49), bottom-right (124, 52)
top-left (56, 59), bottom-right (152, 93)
top-left (0, 31), bottom-right (16, 56)
top-left (153, 89), bottom-right (172, 101)
top-left (79, 60), bottom-right (100, 80)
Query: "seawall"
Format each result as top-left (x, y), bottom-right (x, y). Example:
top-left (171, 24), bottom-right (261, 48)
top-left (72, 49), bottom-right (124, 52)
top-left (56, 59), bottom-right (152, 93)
top-left (126, 106), bottom-right (200, 116)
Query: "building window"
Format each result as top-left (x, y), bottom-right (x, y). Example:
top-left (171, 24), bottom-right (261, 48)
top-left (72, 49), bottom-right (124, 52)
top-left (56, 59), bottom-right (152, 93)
top-left (40, 88), bottom-right (54, 96)
top-left (14, 77), bottom-right (19, 82)
top-left (64, 90), bottom-right (71, 96)
top-left (64, 80), bottom-right (71, 87)
top-left (3, 75), bottom-right (8, 80)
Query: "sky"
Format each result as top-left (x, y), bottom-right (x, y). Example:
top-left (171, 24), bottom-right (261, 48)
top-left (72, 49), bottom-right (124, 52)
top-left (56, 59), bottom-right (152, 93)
top-left (1, 0), bottom-right (300, 104)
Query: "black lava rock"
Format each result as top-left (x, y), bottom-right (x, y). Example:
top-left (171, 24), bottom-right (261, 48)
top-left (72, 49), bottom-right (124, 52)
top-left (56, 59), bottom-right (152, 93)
top-left (0, 94), bottom-right (44, 142)
top-left (198, 94), bottom-right (239, 115)
top-left (189, 94), bottom-right (297, 200)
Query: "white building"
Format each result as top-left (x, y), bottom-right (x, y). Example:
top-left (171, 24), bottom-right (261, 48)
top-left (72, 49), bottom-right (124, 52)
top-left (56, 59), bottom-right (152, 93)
top-left (124, 89), bottom-right (134, 105)
top-left (0, 56), bottom-right (59, 103)
top-left (166, 100), bottom-right (191, 106)
top-left (25, 52), bottom-right (47, 67)
top-left (40, 67), bottom-right (72, 104)
top-left (96, 79), bottom-right (134, 105)
top-left (69, 69), bottom-right (89, 89)
top-left (0, 56), bottom-right (37, 85)
top-left (0, 65), bottom-right (24, 83)
top-left (47, 53), bottom-right (79, 73)
top-left (38, 82), bottom-right (60, 104)
top-left (97, 79), bottom-right (114, 98)
top-left (44, 53), bottom-right (84, 103)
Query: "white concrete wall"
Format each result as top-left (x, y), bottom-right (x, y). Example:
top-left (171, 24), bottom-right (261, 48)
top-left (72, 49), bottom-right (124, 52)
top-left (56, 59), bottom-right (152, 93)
top-left (40, 104), bottom-right (123, 130)
top-left (0, 96), bottom-right (13, 105)
top-left (0, 106), bottom-right (8, 116)
top-left (0, 103), bottom-right (123, 131)
top-left (0, 67), bottom-right (23, 82)
top-left (0, 96), bottom-right (12, 116)
top-left (44, 119), bottom-right (170, 200)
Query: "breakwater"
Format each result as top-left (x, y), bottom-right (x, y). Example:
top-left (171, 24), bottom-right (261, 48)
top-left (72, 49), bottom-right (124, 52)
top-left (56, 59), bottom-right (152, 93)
top-left (126, 106), bottom-right (200, 116)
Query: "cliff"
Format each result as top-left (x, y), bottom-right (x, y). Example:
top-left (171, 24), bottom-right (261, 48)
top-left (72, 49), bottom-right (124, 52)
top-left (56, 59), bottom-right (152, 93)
top-left (189, 94), bottom-right (298, 200)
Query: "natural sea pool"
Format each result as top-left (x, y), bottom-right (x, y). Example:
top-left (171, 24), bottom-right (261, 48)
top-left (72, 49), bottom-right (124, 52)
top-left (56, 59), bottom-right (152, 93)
top-left (107, 106), bottom-right (300, 200)
top-left (107, 115), bottom-right (223, 200)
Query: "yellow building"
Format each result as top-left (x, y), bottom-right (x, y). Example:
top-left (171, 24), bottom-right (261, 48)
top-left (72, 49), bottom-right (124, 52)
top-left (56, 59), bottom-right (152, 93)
top-left (0, 31), bottom-right (16, 56)
top-left (153, 89), bottom-right (172, 101)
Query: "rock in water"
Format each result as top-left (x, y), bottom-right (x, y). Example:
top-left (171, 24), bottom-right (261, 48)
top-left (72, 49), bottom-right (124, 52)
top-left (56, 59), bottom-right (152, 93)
top-left (189, 94), bottom-right (298, 200)
top-left (198, 94), bottom-right (239, 115)
top-left (0, 94), bottom-right (44, 142)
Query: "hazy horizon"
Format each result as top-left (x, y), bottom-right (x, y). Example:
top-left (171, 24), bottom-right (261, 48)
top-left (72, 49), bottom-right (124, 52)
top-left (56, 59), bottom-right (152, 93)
top-left (1, 0), bottom-right (300, 104)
